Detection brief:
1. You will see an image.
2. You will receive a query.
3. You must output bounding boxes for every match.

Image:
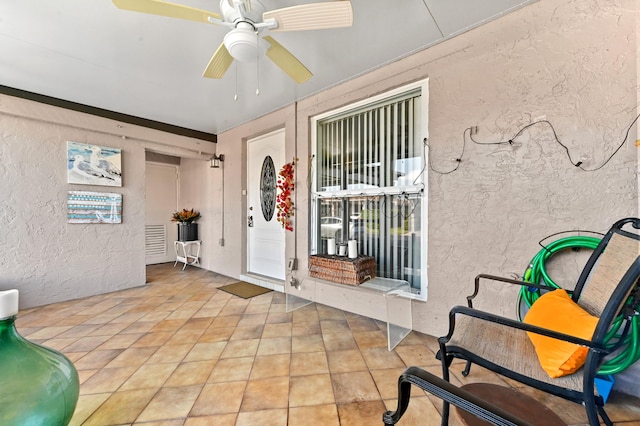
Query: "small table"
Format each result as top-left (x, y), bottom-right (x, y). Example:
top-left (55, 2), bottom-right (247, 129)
top-left (174, 240), bottom-right (201, 270)
top-left (456, 383), bottom-right (566, 426)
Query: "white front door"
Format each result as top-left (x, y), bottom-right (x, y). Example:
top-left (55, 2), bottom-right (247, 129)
top-left (145, 162), bottom-right (178, 264)
top-left (247, 129), bottom-right (286, 280)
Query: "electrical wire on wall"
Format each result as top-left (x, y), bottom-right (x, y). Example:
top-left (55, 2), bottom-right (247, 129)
top-left (428, 111), bottom-right (640, 174)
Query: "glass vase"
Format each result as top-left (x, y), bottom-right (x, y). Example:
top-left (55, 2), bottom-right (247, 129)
top-left (0, 290), bottom-right (79, 426)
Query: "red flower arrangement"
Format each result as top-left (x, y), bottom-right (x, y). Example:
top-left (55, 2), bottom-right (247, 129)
top-left (276, 161), bottom-right (295, 231)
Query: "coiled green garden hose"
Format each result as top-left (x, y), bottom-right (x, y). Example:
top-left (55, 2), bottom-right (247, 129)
top-left (518, 235), bottom-right (640, 375)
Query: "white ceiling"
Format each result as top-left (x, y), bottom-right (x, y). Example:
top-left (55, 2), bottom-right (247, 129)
top-left (0, 0), bottom-right (536, 139)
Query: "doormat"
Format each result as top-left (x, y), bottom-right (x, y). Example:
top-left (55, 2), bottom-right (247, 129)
top-left (218, 281), bottom-right (272, 299)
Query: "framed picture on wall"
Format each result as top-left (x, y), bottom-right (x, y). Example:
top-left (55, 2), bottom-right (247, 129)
top-left (67, 141), bottom-right (122, 186)
top-left (67, 191), bottom-right (122, 224)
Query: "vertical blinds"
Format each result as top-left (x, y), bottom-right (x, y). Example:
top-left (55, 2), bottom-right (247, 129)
top-left (316, 92), bottom-right (422, 288)
top-left (318, 91), bottom-right (421, 192)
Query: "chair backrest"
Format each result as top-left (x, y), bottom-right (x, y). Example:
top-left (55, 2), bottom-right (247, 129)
top-left (577, 229), bottom-right (640, 317)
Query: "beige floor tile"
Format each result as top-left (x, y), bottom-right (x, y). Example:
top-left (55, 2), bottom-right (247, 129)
top-left (164, 328), bottom-right (206, 345)
top-left (147, 343), bottom-right (194, 364)
top-left (235, 409), bottom-right (288, 426)
top-left (105, 347), bottom-right (159, 369)
top-left (288, 404), bottom-right (340, 426)
top-left (165, 360), bottom-right (217, 386)
top-left (82, 388), bottom-right (158, 425)
top-left (337, 400), bottom-right (387, 425)
top-left (266, 312), bottom-right (293, 324)
top-left (150, 319), bottom-right (188, 332)
top-left (74, 349), bottom-right (124, 370)
top-left (208, 357), bottom-right (254, 382)
top-left (198, 326), bottom-right (235, 342)
top-left (183, 341), bottom-right (227, 362)
top-left (210, 312), bottom-right (242, 328)
top-left (120, 362), bottom-right (179, 390)
top-left (63, 335), bottom-right (112, 352)
top-left (77, 368), bottom-right (99, 385)
top-left (190, 381), bottom-right (246, 416)
top-left (25, 325), bottom-right (73, 339)
top-left (353, 330), bottom-right (389, 349)
top-left (361, 347), bottom-right (406, 369)
top-left (290, 374), bottom-right (336, 407)
top-left (136, 384), bottom-right (202, 422)
top-left (256, 336), bottom-right (292, 356)
top-left (244, 302), bottom-right (272, 315)
top-left (292, 334), bottom-right (325, 353)
top-left (133, 331), bottom-right (175, 348)
top-left (184, 414), bottom-right (236, 425)
top-left (69, 392), bottom-right (111, 426)
top-left (293, 303), bottom-right (320, 324)
top-left (241, 376), bottom-right (290, 411)
top-left (346, 315), bottom-right (380, 332)
top-left (86, 322), bottom-right (131, 336)
top-left (327, 349), bottom-right (368, 373)
top-left (320, 319), bottom-right (351, 335)
top-left (57, 324), bottom-right (103, 338)
top-left (292, 321), bottom-right (321, 336)
top-left (41, 337), bottom-right (79, 351)
top-left (262, 322), bottom-right (292, 338)
top-left (316, 305), bottom-right (345, 320)
top-left (394, 344), bottom-right (439, 366)
top-left (238, 313), bottom-right (268, 327)
top-left (370, 368), bottom-right (408, 400)
top-left (230, 324), bottom-right (264, 340)
top-left (250, 353), bottom-right (291, 379)
top-left (80, 366), bottom-right (138, 394)
top-left (322, 333), bottom-right (359, 352)
top-left (219, 339), bottom-right (259, 358)
top-left (121, 321), bottom-right (158, 334)
top-left (97, 333), bottom-right (144, 350)
top-left (290, 351), bottom-right (329, 376)
top-left (332, 371), bottom-right (381, 404)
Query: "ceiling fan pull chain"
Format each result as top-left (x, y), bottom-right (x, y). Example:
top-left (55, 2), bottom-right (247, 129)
top-left (255, 31), bottom-right (260, 96)
top-left (234, 62), bottom-right (239, 101)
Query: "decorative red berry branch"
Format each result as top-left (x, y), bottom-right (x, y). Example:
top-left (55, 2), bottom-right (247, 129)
top-left (276, 161), bottom-right (295, 231)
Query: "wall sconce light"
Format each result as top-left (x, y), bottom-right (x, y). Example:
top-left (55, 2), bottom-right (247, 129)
top-left (210, 154), bottom-right (225, 169)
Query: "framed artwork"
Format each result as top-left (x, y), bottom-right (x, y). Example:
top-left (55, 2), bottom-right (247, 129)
top-left (67, 191), bottom-right (122, 224)
top-left (67, 141), bottom-right (122, 187)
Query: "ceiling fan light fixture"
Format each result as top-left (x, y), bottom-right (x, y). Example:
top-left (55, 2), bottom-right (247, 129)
top-left (223, 25), bottom-right (262, 62)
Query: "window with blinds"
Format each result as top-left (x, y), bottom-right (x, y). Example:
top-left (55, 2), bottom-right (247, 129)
top-left (311, 82), bottom-right (427, 292)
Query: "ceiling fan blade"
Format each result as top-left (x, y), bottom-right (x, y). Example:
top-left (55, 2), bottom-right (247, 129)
top-left (202, 43), bottom-right (234, 79)
top-left (112, 0), bottom-right (221, 24)
top-left (263, 1), bottom-right (353, 32)
top-left (263, 36), bottom-right (312, 84)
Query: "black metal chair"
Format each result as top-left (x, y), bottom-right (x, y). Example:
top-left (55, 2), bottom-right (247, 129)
top-left (385, 218), bottom-right (640, 425)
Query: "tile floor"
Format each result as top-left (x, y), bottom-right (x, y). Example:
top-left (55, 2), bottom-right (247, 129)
top-left (15, 263), bottom-right (640, 425)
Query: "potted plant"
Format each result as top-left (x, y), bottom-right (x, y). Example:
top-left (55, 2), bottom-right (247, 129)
top-left (172, 208), bottom-right (201, 241)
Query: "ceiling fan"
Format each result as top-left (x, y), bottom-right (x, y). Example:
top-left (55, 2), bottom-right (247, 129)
top-left (112, 0), bottom-right (353, 83)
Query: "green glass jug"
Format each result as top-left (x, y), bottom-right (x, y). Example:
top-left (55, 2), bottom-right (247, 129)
top-left (0, 289), bottom-right (80, 425)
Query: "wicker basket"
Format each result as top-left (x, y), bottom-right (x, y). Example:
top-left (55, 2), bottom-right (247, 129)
top-left (309, 254), bottom-right (376, 286)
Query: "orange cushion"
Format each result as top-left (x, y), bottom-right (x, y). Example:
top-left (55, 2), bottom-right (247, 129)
top-left (523, 289), bottom-right (599, 378)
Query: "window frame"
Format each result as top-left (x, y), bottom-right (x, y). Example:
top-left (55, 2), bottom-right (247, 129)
top-left (310, 79), bottom-right (429, 301)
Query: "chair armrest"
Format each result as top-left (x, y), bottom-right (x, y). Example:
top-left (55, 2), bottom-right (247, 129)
top-left (440, 306), bottom-right (609, 354)
top-left (383, 366), bottom-right (533, 426)
top-left (468, 274), bottom-right (571, 308)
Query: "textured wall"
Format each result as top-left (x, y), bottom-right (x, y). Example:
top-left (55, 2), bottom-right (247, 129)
top-left (208, 0), bottom-right (639, 334)
top-left (0, 95), bottom-right (211, 309)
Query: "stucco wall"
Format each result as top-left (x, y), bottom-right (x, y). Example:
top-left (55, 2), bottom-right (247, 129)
top-left (206, 0), bottom-right (639, 335)
top-left (0, 95), bottom-right (215, 309)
